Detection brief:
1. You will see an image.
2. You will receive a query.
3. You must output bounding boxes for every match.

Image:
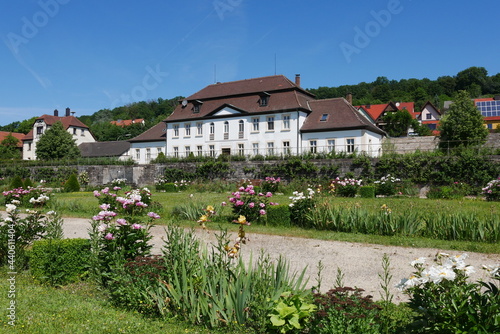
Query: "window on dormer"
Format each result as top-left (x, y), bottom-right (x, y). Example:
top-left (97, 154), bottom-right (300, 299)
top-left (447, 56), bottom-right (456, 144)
top-left (193, 100), bottom-right (203, 113)
top-left (259, 92), bottom-right (270, 107)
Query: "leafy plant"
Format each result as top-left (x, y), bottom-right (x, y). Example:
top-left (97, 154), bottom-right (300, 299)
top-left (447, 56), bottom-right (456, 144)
top-left (310, 287), bottom-right (382, 334)
top-left (267, 291), bottom-right (316, 333)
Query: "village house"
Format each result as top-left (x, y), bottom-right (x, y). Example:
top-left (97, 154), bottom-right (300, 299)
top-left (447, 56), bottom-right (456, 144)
top-left (22, 108), bottom-right (95, 160)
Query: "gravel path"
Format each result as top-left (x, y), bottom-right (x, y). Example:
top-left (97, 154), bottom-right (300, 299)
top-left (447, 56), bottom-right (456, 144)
top-left (61, 217), bottom-right (500, 302)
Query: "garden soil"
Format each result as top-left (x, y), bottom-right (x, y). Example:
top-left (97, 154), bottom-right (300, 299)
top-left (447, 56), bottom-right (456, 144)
top-left (60, 216), bottom-right (500, 302)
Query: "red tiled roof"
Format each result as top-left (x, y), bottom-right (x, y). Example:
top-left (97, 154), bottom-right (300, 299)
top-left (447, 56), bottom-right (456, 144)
top-left (22, 115), bottom-right (89, 141)
top-left (474, 98), bottom-right (494, 102)
top-left (0, 131), bottom-right (25, 147)
top-left (110, 119), bottom-right (145, 127)
top-left (186, 75), bottom-right (314, 101)
top-left (355, 102), bottom-right (417, 121)
top-left (129, 122), bottom-right (166, 142)
top-left (166, 89), bottom-right (314, 122)
top-left (302, 98), bottom-right (385, 135)
top-left (484, 116), bottom-right (500, 121)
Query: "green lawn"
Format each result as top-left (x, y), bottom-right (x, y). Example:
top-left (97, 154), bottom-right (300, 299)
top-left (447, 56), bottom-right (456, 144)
top-left (0, 270), bottom-right (227, 334)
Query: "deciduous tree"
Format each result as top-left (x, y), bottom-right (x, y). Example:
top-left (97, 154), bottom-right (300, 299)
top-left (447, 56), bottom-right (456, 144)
top-left (438, 90), bottom-right (488, 151)
top-left (36, 121), bottom-right (81, 160)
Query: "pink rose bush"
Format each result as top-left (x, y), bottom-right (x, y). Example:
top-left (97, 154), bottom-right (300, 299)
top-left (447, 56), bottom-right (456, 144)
top-left (90, 187), bottom-right (160, 280)
top-left (227, 184), bottom-right (278, 224)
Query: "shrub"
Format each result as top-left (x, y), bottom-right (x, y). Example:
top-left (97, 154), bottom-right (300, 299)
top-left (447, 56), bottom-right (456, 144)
top-left (227, 184), bottom-right (277, 224)
top-left (262, 176), bottom-right (281, 193)
top-left (482, 177), bottom-right (500, 201)
top-left (374, 174), bottom-right (401, 196)
top-left (30, 238), bottom-right (91, 285)
top-left (311, 287), bottom-right (382, 334)
top-left (23, 178), bottom-right (34, 188)
top-left (397, 253), bottom-right (500, 333)
top-left (266, 204), bottom-right (291, 227)
top-left (288, 188), bottom-right (316, 228)
top-left (64, 174), bottom-right (81, 192)
top-left (10, 175), bottom-right (24, 189)
top-left (329, 177), bottom-right (362, 197)
top-left (0, 206), bottom-right (63, 268)
top-left (359, 186), bottom-right (375, 198)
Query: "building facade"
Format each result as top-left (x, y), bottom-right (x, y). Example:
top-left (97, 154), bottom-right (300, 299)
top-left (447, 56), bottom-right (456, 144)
top-left (22, 108), bottom-right (95, 160)
top-left (163, 75), bottom-right (385, 158)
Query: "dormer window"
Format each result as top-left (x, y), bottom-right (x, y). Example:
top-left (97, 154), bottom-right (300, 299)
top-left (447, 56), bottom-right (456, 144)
top-left (320, 114), bottom-right (329, 122)
top-left (259, 92), bottom-right (270, 107)
top-left (192, 100), bottom-right (203, 113)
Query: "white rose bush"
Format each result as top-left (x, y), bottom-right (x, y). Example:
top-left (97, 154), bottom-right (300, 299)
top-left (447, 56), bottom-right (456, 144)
top-left (397, 252), bottom-right (500, 333)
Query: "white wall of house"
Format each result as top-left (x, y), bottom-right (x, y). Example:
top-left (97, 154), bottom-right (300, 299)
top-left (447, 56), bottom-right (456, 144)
top-left (166, 108), bottom-right (309, 157)
top-left (130, 141), bottom-right (165, 164)
top-left (301, 130), bottom-right (383, 157)
top-left (420, 104), bottom-right (440, 121)
top-left (22, 120), bottom-right (95, 160)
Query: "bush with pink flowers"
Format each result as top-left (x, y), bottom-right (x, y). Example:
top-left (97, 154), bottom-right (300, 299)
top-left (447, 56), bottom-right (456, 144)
top-left (89, 186), bottom-right (160, 284)
top-left (227, 183), bottom-right (278, 224)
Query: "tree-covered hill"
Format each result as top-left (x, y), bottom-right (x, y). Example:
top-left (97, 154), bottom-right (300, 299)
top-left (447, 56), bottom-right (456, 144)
top-left (306, 66), bottom-right (500, 111)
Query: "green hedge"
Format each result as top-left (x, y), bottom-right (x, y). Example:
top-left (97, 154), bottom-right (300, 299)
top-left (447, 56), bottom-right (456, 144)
top-left (30, 238), bottom-right (91, 286)
top-left (156, 183), bottom-right (177, 192)
top-left (360, 186), bottom-right (375, 198)
top-left (266, 204), bottom-right (291, 227)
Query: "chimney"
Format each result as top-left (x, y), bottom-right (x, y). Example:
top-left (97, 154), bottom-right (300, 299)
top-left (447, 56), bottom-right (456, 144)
top-left (295, 74), bottom-right (301, 87)
top-left (65, 107), bottom-right (70, 117)
top-left (346, 93), bottom-right (353, 105)
top-left (54, 109), bottom-right (58, 117)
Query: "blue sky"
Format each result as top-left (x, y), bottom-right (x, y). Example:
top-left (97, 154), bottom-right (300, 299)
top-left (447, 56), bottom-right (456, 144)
top-left (1, 0), bottom-right (499, 126)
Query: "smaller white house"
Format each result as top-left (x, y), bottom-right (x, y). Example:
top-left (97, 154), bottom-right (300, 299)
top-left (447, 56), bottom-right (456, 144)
top-left (128, 122), bottom-right (167, 164)
top-left (22, 108), bottom-right (96, 160)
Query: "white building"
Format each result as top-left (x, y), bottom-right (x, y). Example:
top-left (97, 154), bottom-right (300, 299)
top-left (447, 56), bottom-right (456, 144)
top-left (22, 108), bottom-right (95, 160)
top-left (162, 75), bottom-right (385, 158)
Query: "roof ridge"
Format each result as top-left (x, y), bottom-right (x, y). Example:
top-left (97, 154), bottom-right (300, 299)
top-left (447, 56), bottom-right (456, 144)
top-left (204, 74), bottom-right (288, 87)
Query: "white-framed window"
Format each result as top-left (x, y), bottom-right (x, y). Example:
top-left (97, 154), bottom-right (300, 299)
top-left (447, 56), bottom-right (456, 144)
top-left (157, 147), bottom-right (162, 157)
top-left (81, 129), bottom-right (85, 136)
top-left (28, 143), bottom-right (32, 151)
top-left (209, 122), bottom-right (215, 140)
top-left (310, 140), bottom-right (317, 153)
top-left (185, 123), bottom-right (191, 136)
top-left (196, 122), bottom-right (203, 136)
top-left (346, 138), bottom-right (355, 153)
top-left (135, 149), bottom-right (140, 160)
top-left (146, 148), bottom-right (151, 161)
top-left (252, 117), bottom-right (259, 132)
top-left (36, 126), bottom-right (43, 136)
top-left (197, 145), bottom-right (203, 156)
top-left (173, 124), bottom-right (179, 137)
top-left (260, 95), bottom-right (269, 106)
top-left (73, 128), bottom-right (77, 135)
top-left (185, 146), bottom-right (191, 157)
top-left (209, 145), bottom-right (215, 157)
top-left (267, 142), bottom-right (274, 155)
top-left (282, 115), bottom-right (290, 130)
top-left (426, 113), bottom-right (432, 120)
top-left (327, 139), bottom-right (335, 152)
top-left (224, 121), bottom-right (229, 139)
top-left (252, 143), bottom-right (259, 155)
top-left (283, 141), bottom-right (290, 154)
top-left (238, 143), bottom-right (244, 156)
top-left (173, 147), bottom-right (179, 158)
top-left (267, 116), bottom-right (275, 131)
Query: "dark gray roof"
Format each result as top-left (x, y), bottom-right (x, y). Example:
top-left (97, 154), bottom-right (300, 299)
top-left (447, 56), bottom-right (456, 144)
top-left (79, 141), bottom-right (130, 157)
